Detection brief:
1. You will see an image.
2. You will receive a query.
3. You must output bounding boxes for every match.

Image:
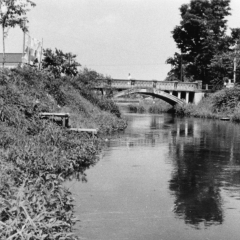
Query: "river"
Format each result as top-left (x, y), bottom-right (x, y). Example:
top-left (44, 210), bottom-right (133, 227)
top-left (65, 112), bottom-right (240, 240)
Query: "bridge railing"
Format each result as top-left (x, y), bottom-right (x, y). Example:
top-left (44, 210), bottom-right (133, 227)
top-left (96, 79), bottom-right (203, 92)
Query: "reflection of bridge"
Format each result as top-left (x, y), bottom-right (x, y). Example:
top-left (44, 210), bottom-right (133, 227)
top-left (95, 79), bottom-right (205, 106)
top-left (105, 120), bottom-right (201, 149)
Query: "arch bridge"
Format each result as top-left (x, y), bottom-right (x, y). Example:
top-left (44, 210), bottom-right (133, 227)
top-left (114, 88), bottom-right (184, 106)
top-left (95, 79), bottom-right (205, 106)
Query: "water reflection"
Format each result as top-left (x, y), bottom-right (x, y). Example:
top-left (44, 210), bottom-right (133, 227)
top-left (169, 147), bottom-right (223, 227)
top-left (69, 112), bottom-right (240, 239)
top-left (168, 118), bottom-right (240, 228)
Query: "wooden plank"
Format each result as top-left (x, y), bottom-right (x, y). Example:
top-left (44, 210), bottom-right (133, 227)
top-left (39, 112), bottom-right (70, 117)
top-left (69, 128), bottom-right (98, 137)
top-left (69, 128), bottom-right (98, 133)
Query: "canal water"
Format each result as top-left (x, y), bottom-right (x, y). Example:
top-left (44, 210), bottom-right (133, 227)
top-left (66, 112), bottom-right (240, 240)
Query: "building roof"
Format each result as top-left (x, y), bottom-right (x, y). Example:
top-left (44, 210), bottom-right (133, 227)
top-left (0, 53), bottom-right (22, 63)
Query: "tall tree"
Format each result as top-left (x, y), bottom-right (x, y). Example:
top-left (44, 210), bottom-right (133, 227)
top-left (42, 48), bottom-right (81, 78)
top-left (0, 0), bottom-right (36, 67)
top-left (166, 0), bottom-right (232, 84)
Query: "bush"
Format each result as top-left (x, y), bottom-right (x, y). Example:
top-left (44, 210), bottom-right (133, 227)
top-left (1, 174), bottom-right (78, 240)
top-left (211, 87), bottom-right (240, 114)
top-left (128, 104), bottom-right (145, 113)
top-left (128, 99), bottom-right (172, 114)
top-left (71, 82), bottom-right (121, 118)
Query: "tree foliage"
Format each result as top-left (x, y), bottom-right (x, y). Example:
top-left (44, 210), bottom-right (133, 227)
top-left (77, 67), bottom-right (111, 88)
top-left (41, 48), bottom-right (81, 78)
top-left (209, 30), bottom-right (240, 87)
top-left (166, 52), bottom-right (194, 81)
top-left (0, 0), bottom-right (36, 66)
top-left (0, 0), bottom-right (35, 28)
top-left (166, 0), bottom-right (240, 85)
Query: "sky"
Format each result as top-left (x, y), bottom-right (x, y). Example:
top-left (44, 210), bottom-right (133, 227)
top-left (1, 0), bottom-right (240, 80)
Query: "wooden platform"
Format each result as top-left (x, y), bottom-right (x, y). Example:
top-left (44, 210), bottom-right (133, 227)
top-left (39, 112), bottom-right (70, 127)
top-left (39, 113), bottom-right (98, 137)
top-left (69, 128), bottom-right (98, 137)
top-left (39, 112), bottom-right (70, 117)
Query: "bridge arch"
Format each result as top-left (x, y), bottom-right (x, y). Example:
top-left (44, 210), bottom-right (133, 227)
top-left (113, 88), bottom-right (185, 106)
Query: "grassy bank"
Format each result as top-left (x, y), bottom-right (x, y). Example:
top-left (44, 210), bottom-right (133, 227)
top-left (0, 67), bottom-right (126, 239)
top-left (174, 87), bottom-right (240, 122)
top-left (128, 99), bottom-right (172, 114)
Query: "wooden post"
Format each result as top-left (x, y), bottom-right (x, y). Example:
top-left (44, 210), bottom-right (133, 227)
top-left (62, 117), bottom-right (66, 127)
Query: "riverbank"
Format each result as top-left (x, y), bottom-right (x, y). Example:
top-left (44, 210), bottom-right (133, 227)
top-left (125, 87), bottom-right (240, 123)
top-left (174, 87), bottom-right (240, 122)
top-left (0, 67), bottom-right (127, 239)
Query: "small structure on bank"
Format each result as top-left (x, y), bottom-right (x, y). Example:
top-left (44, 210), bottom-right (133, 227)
top-left (39, 112), bottom-right (98, 137)
top-left (0, 53), bottom-right (22, 68)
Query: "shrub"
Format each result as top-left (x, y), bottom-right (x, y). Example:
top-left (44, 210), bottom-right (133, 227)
top-left (1, 174), bottom-right (78, 240)
top-left (128, 99), bottom-right (172, 114)
top-left (211, 87), bottom-right (240, 113)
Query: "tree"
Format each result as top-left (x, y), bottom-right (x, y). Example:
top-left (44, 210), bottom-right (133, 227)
top-left (165, 52), bottom-right (194, 81)
top-left (166, 0), bottom-right (233, 84)
top-left (0, 0), bottom-right (36, 67)
top-left (209, 40), bottom-right (240, 88)
top-left (41, 48), bottom-right (81, 78)
top-left (77, 68), bottom-right (108, 87)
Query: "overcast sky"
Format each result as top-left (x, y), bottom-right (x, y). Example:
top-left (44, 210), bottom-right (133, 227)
top-left (1, 0), bottom-right (240, 80)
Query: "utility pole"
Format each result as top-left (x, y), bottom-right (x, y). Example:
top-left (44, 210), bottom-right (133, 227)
top-left (39, 38), bottom-right (43, 70)
top-left (22, 18), bottom-right (26, 64)
top-left (233, 40), bottom-right (238, 84)
top-left (180, 53), bottom-right (183, 82)
top-left (0, 1), bottom-right (8, 68)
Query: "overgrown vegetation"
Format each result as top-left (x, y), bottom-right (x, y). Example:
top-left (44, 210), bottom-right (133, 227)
top-left (0, 66), bottom-right (126, 239)
top-left (174, 86), bottom-right (240, 121)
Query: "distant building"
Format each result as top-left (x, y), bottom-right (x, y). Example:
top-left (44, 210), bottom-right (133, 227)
top-left (0, 53), bottom-right (22, 68)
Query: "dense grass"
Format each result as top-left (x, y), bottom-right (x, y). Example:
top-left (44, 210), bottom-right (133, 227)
top-left (174, 87), bottom-right (240, 122)
top-left (0, 66), bottom-right (126, 239)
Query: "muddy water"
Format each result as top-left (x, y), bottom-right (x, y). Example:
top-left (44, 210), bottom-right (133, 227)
top-left (66, 113), bottom-right (240, 240)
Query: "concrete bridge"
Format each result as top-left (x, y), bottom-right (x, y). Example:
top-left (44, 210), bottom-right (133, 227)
top-left (95, 79), bottom-right (205, 106)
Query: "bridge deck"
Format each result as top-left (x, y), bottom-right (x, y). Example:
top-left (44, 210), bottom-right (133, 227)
top-left (96, 79), bottom-right (203, 92)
